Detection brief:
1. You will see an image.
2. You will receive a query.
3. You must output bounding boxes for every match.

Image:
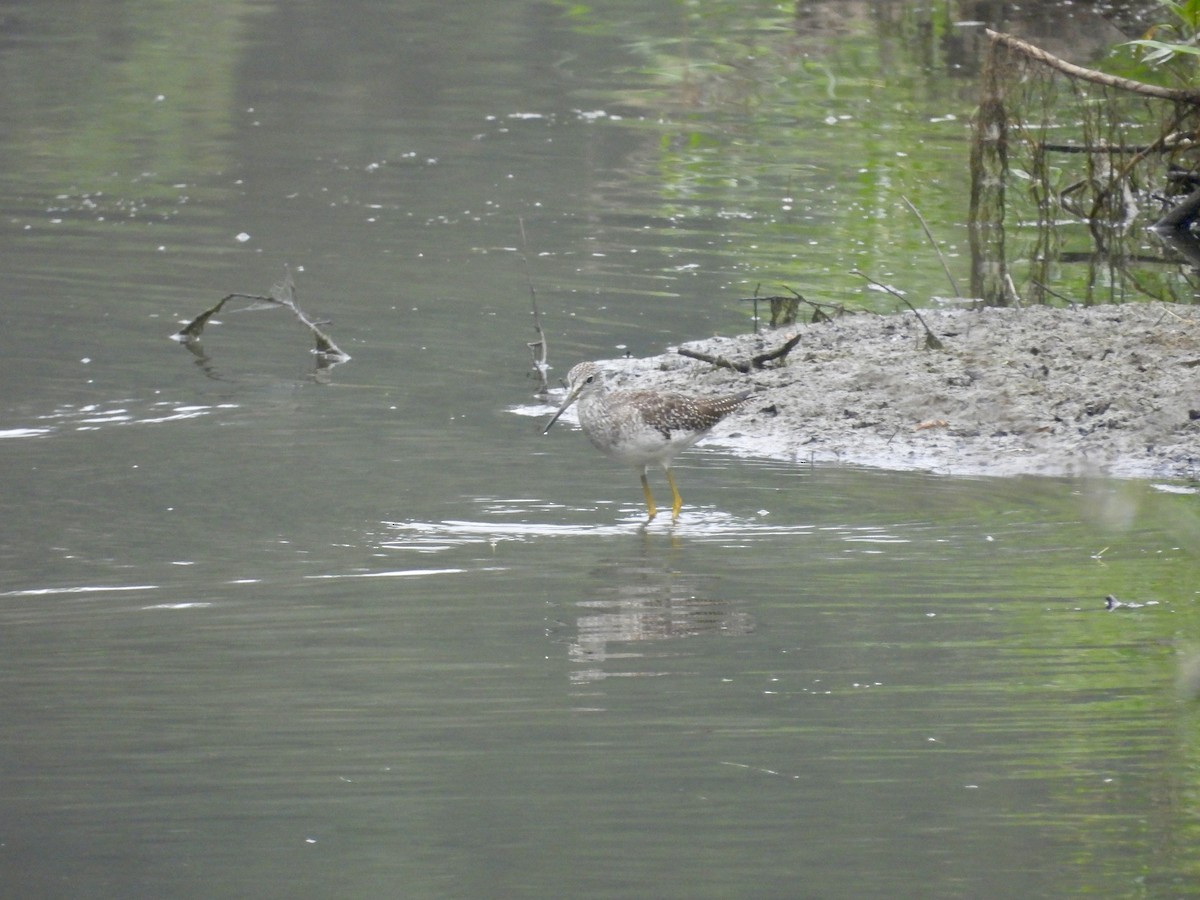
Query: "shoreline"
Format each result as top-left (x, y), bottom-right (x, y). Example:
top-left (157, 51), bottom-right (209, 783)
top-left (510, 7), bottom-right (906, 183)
top-left (584, 301), bottom-right (1200, 481)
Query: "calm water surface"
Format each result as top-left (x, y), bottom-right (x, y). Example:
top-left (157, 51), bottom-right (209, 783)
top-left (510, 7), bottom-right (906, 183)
top-left (2, 2), bottom-right (1199, 897)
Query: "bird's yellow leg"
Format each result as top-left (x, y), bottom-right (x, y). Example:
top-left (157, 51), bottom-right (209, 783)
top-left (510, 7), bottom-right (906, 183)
top-left (640, 472), bottom-right (658, 522)
top-left (666, 469), bottom-right (683, 524)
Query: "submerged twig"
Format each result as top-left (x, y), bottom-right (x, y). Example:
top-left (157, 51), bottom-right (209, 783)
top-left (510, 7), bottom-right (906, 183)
top-left (901, 195), bottom-right (961, 297)
top-left (519, 217), bottom-right (550, 395)
top-left (175, 293), bottom-right (239, 342)
top-left (851, 270), bottom-right (944, 350)
top-left (781, 286), bottom-right (852, 324)
top-left (1003, 272), bottom-right (1022, 309)
top-left (1029, 278), bottom-right (1077, 307)
top-left (173, 266), bottom-right (350, 364)
top-left (268, 269), bottom-right (350, 360)
top-left (738, 284), bottom-right (798, 331)
top-left (738, 286), bottom-right (848, 328)
top-left (1154, 184), bottom-right (1200, 231)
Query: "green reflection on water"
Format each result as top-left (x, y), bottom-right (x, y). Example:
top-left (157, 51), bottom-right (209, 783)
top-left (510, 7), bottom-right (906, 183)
top-left (1, 1), bottom-right (255, 185)
top-left (560, 1), bottom-right (981, 310)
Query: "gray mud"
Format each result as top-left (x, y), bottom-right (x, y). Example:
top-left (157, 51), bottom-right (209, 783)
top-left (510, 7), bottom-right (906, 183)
top-left (593, 302), bottom-right (1200, 480)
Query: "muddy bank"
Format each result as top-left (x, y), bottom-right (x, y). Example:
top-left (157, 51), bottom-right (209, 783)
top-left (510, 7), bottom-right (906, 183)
top-left (594, 301), bottom-right (1200, 480)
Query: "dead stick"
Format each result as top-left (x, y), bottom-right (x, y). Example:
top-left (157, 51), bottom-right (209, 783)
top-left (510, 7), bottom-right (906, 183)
top-left (750, 333), bottom-right (802, 367)
top-left (851, 270), bottom-right (944, 350)
top-left (174, 294), bottom-right (238, 341)
top-left (986, 29), bottom-right (1200, 103)
top-left (677, 348), bottom-right (750, 373)
top-left (1041, 142), bottom-right (1159, 154)
top-left (1155, 185), bottom-right (1200, 230)
top-left (901, 195), bottom-right (960, 297)
top-left (1029, 278), bottom-right (1077, 307)
top-left (518, 217), bottom-right (550, 394)
top-left (276, 270), bottom-right (349, 359)
top-left (783, 286), bottom-right (849, 321)
top-left (174, 291), bottom-right (279, 342)
top-left (677, 333), bottom-right (801, 372)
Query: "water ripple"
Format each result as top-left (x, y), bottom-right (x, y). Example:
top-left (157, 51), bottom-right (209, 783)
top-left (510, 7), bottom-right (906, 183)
top-left (2, 399), bottom-right (238, 439)
top-left (381, 506), bottom-right (818, 551)
top-left (1, 584), bottom-right (160, 597)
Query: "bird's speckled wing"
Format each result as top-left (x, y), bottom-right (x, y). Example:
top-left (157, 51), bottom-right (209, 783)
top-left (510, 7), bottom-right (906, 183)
top-left (624, 389), bottom-right (751, 440)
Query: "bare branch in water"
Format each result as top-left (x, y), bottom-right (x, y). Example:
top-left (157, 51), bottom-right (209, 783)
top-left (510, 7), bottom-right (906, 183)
top-left (901, 195), bottom-right (961, 298)
top-left (266, 268), bottom-right (350, 360)
top-left (174, 293), bottom-right (248, 341)
top-left (986, 29), bottom-right (1200, 103)
top-left (519, 217), bottom-right (550, 395)
top-left (738, 286), bottom-right (849, 328)
top-left (172, 267), bottom-right (350, 364)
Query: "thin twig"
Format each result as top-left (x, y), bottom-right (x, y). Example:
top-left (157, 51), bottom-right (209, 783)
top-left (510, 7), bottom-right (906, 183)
top-left (173, 267), bottom-right (349, 362)
top-left (751, 333), bottom-right (802, 367)
top-left (174, 294), bottom-right (238, 341)
top-left (518, 217), bottom-right (550, 395)
top-left (901, 195), bottom-right (960, 297)
top-left (986, 29), bottom-right (1200, 103)
top-left (1154, 185), bottom-right (1200, 231)
top-left (851, 270), bottom-right (944, 350)
top-left (1029, 278), bottom-right (1076, 307)
top-left (677, 348), bottom-right (750, 372)
top-left (1004, 272), bottom-right (1022, 309)
top-left (676, 332), bottom-right (802, 372)
top-left (738, 284), bottom-right (804, 330)
top-left (1040, 142), bottom-right (1160, 154)
top-left (782, 286), bottom-right (839, 323)
top-left (737, 288), bottom-right (848, 325)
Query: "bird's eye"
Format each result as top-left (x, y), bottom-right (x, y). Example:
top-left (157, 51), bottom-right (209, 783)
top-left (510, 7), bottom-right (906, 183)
top-left (585, 375), bottom-right (595, 384)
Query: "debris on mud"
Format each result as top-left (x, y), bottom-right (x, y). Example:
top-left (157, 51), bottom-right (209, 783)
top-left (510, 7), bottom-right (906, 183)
top-left (592, 302), bottom-right (1200, 480)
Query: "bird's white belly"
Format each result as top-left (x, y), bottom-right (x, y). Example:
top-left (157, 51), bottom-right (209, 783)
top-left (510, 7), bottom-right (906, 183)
top-left (585, 421), bottom-right (701, 470)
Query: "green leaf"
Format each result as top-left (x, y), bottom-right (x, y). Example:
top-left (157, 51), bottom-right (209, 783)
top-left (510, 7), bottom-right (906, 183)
top-left (1124, 37), bottom-right (1200, 65)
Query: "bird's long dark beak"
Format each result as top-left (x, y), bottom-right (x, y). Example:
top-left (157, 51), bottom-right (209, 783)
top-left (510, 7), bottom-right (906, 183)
top-left (543, 386), bottom-right (581, 434)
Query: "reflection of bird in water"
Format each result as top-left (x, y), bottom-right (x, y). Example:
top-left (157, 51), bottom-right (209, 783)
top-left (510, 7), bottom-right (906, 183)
top-left (562, 554), bottom-right (756, 684)
top-left (544, 362), bottom-right (752, 524)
